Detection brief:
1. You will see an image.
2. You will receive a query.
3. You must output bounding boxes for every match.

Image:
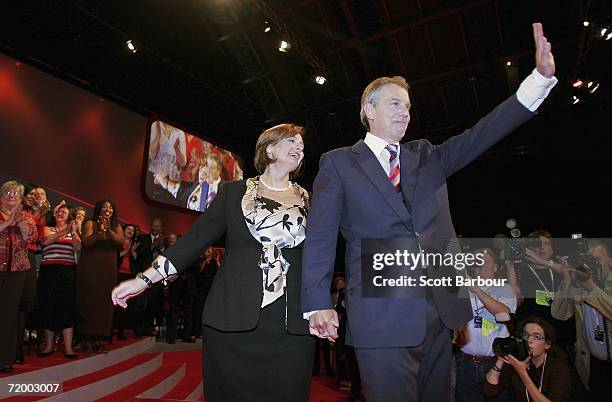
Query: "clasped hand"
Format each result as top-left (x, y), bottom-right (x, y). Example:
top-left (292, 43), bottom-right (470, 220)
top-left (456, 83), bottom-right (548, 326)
top-left (309, 309), bottom-right (339, 342)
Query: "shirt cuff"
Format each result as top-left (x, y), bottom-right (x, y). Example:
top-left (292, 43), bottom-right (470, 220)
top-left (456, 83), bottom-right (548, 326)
top-left (303, 310), bottom-right (319, 320)
top-left (516, 68), bottom-right (558, 112)
top-left (151, 255), bottom-right (178, 278)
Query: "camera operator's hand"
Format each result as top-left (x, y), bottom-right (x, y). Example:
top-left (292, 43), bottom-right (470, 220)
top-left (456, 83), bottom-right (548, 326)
top-left (525, 248), bottom-right (549, 268)
top-left (569, 267), bottom-right (596, 292)
top-left (503, 354), bottom-right (531, 376)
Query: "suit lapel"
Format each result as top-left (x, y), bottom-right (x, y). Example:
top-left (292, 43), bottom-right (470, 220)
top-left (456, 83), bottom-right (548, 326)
top-left (352, 140), bottom-right (412, 223)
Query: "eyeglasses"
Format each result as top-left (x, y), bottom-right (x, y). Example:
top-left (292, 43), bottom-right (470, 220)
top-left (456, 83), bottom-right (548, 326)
top-left (521, 331), bottom-right (546, 342)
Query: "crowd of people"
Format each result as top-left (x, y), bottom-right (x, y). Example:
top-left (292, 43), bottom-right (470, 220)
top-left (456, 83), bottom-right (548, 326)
top-left (0, 182), bottom-right (220, 373)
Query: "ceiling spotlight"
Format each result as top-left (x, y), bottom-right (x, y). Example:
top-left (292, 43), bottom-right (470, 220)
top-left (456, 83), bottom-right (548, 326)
top-left (572, 79), bottom-right (584, 88)
top-left (587, 81), bottom-right (600, 93)
top-left (505, 61), bottom-right (512, 67)
top-left (278, 40), bottom-right (290, 52)
top-left (505, 218), bottom-right (517, 230)
top-left (606, 32), bottom-right (612, 41)
top-left (264, 21), bottom-right (271, 33)
top-left (126, 40), bottom-right (137, 53)
top-left (314, 75), bottom-right (327, 85)
top-left (572, 95), bottom-right (580, 105)
top-left (583, 21), bottom-right (590, 27)
top-left (601, 28), bottom-right (608, 37)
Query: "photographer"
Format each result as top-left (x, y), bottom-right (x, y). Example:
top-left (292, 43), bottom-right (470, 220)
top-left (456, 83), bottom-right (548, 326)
top-left (509, 231), bottom-right (574, 350)
top-left (455, 249), bottom-right (516, 402)
top-left (551, 239), bottom-right (612, 401)
top-left (484, 317), bottom-right (570, 401)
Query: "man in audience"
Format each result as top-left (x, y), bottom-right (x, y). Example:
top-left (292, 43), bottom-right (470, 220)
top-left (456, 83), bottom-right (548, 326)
top-left (551, 239), bottom-right (612, 401)
top-left (134, 217), bottom-right (165, 337)
top-left (454, 249), bottom-right (515, 402)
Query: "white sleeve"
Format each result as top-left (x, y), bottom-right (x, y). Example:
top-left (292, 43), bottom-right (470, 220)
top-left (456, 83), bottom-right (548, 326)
top-left (516, 68), bottom-right (558, 112)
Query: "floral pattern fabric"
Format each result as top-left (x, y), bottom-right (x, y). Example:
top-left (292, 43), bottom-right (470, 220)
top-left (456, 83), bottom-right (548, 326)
top-left (241, 177), bottom-right (308, 307)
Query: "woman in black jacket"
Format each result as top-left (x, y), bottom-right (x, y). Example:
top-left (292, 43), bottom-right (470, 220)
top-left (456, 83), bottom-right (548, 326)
top-left (112, 124), bottom-right (313, 402)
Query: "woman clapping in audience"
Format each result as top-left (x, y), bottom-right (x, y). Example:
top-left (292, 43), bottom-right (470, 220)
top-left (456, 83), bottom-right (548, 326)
top-left (77, 200), bottom-right (124, 355)
top-left (38, 204), bottom-right (82, 358)
top-left (0, 181), bottom-right (37, 373)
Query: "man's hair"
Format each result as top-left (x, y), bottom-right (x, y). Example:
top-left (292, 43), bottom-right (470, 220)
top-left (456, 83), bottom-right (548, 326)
top-left (254, 123), bottom-right (305, 179)
top-left (360, 76), bottom-right (410, 131)
top-left (207, 154), bottom-right (223, 176)
top-left (588, 239), bottom-right (610, 256)
top-left (528, 230), bottom-right (552, 239)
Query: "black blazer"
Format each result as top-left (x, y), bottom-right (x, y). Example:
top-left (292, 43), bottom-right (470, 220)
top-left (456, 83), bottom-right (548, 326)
top-left (163, 180), bottom-right (309, 335)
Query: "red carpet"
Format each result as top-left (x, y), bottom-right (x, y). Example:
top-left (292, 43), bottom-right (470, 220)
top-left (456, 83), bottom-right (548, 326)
top-left (0, 337), bottom-right (351, 401)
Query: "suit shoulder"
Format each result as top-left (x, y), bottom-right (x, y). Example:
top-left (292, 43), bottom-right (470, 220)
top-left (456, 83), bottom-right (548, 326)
top-left (320, 146), bottom-right (352, 160)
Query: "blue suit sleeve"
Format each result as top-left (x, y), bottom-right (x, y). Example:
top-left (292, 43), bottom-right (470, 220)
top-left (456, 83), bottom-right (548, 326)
top-left (301, 153), bottom-right (344, 312)
top-left (435, 95), bottom-right (533, 177)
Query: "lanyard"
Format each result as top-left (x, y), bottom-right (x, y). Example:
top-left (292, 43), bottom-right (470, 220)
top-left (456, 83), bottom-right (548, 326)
top-left (525, 353), bottom-right (547, 402)
top-left (527, 264), bottom-right (554, 292)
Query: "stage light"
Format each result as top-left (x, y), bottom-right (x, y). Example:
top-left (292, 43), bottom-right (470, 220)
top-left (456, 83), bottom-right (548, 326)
top-left (314, 75), bottom-right (326, 85)
top-left (583, 21), bottom-right (590, 27)
top-left (505, 218), bottom-right (517, 230)
top-left (606, 32), bottom-right (612, 41)
top-left (572, 79), bottom-right (584, 88)
top-left (278, 40), bottom-right (290, 52)
top-left (510, 228), bottom-right (521, 238)
top-left (264, 21), bottom-right (271, 33)
top-left (126, 40), bottom-right (137, 53)
top-left (572, 95), bottom-right (580, 105)
top-left (601, 28), bottom-right (608, 37)
top-left (587, 81), bottom-right (600, 93)
top-left (506, 61), bottom-right (512, 67)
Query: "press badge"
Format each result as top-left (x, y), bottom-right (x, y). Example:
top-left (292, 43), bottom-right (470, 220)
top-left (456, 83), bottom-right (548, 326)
top-left (474, 316), bottom-right (482, 329)
top-left (535, 290), bottom-right (554, 306)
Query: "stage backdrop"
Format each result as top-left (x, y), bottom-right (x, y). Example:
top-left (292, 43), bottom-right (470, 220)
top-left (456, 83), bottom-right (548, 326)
top-left (0, 52), bottom-right (205, 235)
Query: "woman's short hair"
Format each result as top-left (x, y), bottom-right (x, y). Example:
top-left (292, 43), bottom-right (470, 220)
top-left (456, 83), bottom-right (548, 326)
top-left (254, 123), bottom-right (305, 179)
top-left (360, 76), bottom-right (410, 131)
top-left (518, 316), bottom-right (557, 345)
top-left (0, 181), bottom-right (25, 199)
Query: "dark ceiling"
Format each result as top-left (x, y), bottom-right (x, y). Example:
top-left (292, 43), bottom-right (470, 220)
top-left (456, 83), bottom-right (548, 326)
top-left (3, 0), bottom-right (612, 235)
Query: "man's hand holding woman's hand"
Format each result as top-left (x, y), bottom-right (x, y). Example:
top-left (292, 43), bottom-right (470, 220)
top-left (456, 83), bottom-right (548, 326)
top-left (309, 309), bottom-right (339, 342)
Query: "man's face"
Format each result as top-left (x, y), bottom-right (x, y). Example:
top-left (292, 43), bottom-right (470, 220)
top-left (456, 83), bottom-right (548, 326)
top-left (151, 219), bottom-right (162, 235)
top-left (538, 236), bottom-right (553, 260)
top-left (208, 159), bottom-right (221, 182)
top-left (366, 84), bottom-right (411, 143)
top-left (474, 253), bottom-right (495, 280)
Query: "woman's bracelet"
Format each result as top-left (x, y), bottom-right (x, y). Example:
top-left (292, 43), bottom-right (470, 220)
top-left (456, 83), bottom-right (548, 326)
top-left (491, 365), bottom-right (502, 373)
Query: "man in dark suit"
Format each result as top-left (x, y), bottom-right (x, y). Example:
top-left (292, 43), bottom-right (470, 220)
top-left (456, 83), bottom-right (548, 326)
top-left (302, 23), bottom-right (557, 402)
top-left (134, 217), bottom-right (165, 336)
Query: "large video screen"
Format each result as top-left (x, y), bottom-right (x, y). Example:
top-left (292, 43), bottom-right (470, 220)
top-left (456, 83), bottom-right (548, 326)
top-left (144, 120), bottom-right (243, 212)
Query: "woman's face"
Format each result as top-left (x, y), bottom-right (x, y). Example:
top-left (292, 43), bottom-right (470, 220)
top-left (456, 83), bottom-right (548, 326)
top-left (75, 210), bottom-right (86, 223)
top-left (1, 186), bottom-right (22, 209)
top-left (55, 207), bottom-right (70, 224)
top-left (100, 202), bottom-right (114, 218)
top-left (522, 323), bottom-right (550, 358)
top-left (124, 225), bottom-right (135, 239)
top-left (168, 233), bottom-right (178, 246)
top-left (267, 135), bottom-right (304, 174)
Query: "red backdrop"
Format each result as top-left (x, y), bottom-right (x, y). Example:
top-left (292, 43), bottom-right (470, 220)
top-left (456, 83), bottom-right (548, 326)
top-left (0, 53), bottom-right (197, 235)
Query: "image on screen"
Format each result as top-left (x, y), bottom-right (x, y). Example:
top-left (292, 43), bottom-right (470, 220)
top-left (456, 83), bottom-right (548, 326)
top-left (144, 120), bottom-right (243, 212)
